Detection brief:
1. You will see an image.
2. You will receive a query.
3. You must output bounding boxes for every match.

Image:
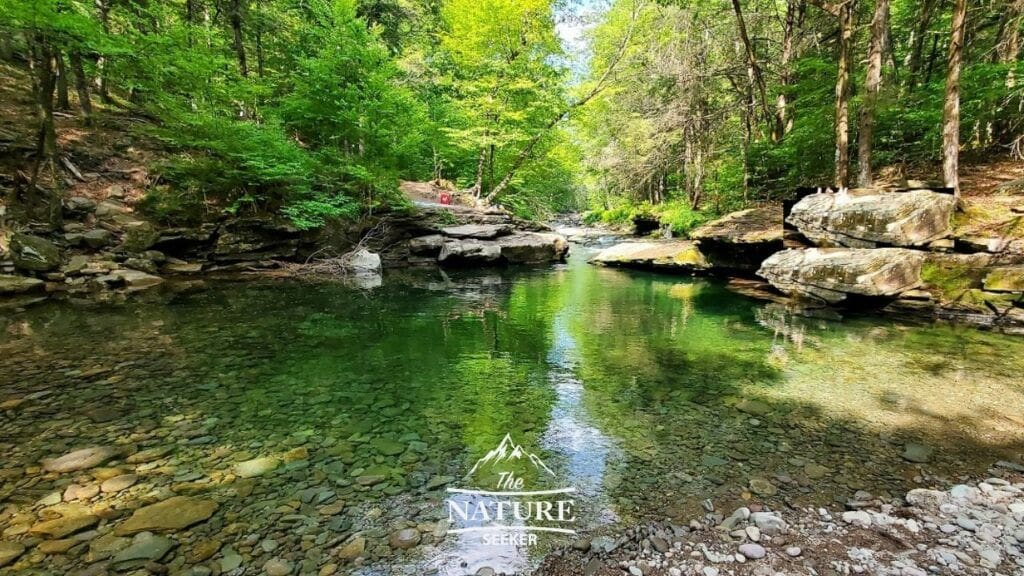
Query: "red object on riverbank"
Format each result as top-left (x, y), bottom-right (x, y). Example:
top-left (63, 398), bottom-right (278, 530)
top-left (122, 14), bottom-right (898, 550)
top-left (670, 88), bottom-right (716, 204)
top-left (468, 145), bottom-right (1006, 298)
top-left (439, 192), bottom-right (452, 205)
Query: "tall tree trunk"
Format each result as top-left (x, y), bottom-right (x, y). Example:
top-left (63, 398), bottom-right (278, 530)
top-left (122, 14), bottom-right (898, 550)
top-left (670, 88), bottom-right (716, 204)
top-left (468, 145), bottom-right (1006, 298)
top-left (908, 0), bottom-right (938, 88)
top-left (834, 0), bottom-right (855, 188)
top-left (26, 32), bottom-right (62, 226)
top-left (776, 0), bottom-right (801, 139)
top-left (857, 0), bottom-right (889, 187)
top-left (731, 0), bottom-right (774, 138)
top-left (70, 50), bottom-right (93, 126)
top-left (55, 51), bottom-right (70, 111)
top-left (94, 0), bottom-right (111, 102)
top-left (995, 0), bottom-right (1023, 63)
top-left (943, 0), bottom-right (967, 196)
top-left (230, 0), bottom-right (249, 77)
top-left (255, 0), bottom-right (265, 78)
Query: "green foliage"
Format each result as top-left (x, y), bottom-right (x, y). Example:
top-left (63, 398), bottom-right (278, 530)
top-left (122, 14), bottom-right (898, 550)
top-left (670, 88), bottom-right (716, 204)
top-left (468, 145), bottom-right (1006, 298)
top-left (584, 200), bottom-right (714, 237)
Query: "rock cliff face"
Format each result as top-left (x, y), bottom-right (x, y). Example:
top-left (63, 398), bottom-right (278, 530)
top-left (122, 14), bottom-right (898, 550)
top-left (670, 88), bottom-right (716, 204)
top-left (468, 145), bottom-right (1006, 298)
top-left (787, 189), bottom-right (955, 248)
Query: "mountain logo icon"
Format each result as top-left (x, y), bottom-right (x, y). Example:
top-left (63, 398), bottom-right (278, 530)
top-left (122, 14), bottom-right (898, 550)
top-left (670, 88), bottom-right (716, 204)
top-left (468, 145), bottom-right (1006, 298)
top-left (466, 433), bottom-right (556, 479)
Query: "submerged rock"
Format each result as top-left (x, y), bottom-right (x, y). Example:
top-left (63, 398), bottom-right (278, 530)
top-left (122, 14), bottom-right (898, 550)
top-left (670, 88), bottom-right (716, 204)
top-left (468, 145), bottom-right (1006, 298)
top-left (758, 248), bottom-right (925, 305)
top-left (590, 240), bottom-right (709, 271)
top-left (235, 456), bottom-right (281, 478)
top-left (788, 189), bottom-right (955, 248)
top-left (110, 533), bottom-right (176, 571)
top-left (0, 541), bottom-right (26, 567)
top-left (42, 446), bottom-right (120, 472)
top-left (114, 496), bottom-right (218, 535)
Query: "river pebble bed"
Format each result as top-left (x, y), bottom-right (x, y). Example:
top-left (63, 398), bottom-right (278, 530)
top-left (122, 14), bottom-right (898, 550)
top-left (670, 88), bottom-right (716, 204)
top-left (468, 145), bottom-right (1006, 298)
top-left (1, 254), bottom-right (1024, 575)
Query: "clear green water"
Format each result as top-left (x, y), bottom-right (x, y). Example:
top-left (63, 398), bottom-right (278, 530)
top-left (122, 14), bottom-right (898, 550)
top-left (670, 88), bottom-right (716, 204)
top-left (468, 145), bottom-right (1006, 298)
top-left (2, 249), bottom-right (1024, 574)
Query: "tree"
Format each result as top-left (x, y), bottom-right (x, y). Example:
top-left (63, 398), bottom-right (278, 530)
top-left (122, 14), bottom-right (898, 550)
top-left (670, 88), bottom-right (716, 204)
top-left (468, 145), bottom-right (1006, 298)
top-left (857, 0), bottom-right (889, 187)
top-left (942, 0), bottom-right (967, 196)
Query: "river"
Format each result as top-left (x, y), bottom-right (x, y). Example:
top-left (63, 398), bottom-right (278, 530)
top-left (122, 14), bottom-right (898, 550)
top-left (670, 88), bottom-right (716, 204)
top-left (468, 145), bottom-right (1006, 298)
top-left (1, 243), bottom-right (1023, 574)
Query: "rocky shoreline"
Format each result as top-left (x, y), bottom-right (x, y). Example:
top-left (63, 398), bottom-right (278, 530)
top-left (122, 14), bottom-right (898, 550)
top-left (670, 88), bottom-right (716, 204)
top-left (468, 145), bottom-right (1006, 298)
top-left (0, 193), bottom-right (569, 306)
top-left (534, 462), bottom-right (1024, 576)
top-left (590, 189), bottom-right (1024, 333)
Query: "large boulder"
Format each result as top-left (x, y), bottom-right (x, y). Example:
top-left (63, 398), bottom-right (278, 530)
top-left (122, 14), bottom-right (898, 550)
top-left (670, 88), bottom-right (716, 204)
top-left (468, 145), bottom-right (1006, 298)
top-left (758, 248), bottom-right (926, 305)
top-left (691, 206), bottom-right (783, 272)
top-left (788, 189), bottom-right (955, 248)
top-left (590, 240), bottom-right (709, 271)
top-left (212, 219), bottom-right (299, 262)
top-left (10, 232), bottom-right (62, 272)
top-left (441, 224), bottom-right (513, 239)
top-left (437, 239), bottom-right (502, 264)
top-left (496, 232), bottom-right (569, 264)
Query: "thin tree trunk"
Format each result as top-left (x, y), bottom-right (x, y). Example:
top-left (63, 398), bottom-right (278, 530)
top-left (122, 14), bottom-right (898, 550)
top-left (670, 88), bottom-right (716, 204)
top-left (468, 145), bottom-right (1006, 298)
top-left (857, 0), bottom-right (889, 187)
top-left (470, 148), bottom-right (487, 198)
top-left (731, 0), bottom-right (775, 138)
top-left (995, 0), bottom-right (1023, 63)
top-left (94, 0), bottom-right (111, 103)
top-left (255, 0), bottom-right (265, 78)
top-left (776, 0), bottom-right (801, 138)
top-left (55, 52), bottom-right (70, 110)
top-left (834, 0), bottom-right (855, 188)
top-left (230, 0), bottom-right (249, 77)
top-left (26, 32), bottom-right (62, 226)
top-left (70, 50), bottom-right (93, 125)
top-left (908, 0), bottom-right (938, 88)
top-left (943, 0), bottom-right (967, 196)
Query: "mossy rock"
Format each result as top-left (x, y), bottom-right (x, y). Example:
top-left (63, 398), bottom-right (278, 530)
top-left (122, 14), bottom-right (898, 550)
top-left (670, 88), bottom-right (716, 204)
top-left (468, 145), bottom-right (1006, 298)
top-left (984, 266), bottom-right (1024, 293)
top-left (10, 232), bottom-right (62, 272)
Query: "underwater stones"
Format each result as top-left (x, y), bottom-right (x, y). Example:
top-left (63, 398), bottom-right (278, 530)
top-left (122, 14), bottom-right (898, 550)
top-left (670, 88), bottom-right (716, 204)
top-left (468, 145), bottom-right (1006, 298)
top-left (29, 513), bottom-right (100, 539)
top-left (110, 533), bottom-right (176, 571)
top-left (114, 496), bottom-right (218, 535)
top-left (788, 189), bottom-right (955, 248)
top-left (42, 446), bottom-right (120, 473)
top-left (388, 528), bottom-right (421, 550)
top-left (101, 474), bottom-right (138, 493)
top-left (336, 536), bottom-right (365, 561)
top-left (758, 248), bottom-right (925, 305)
top-left (748, 478), bottom-right (778, 497)
top-left (425, 475), bottom-right (455, 491)
top-left (901, 442), bottom-right (934, 463)
top-left (235, 456), bottom-right (281, 478)
top-left (220, 546), bottom-right (243, 571)
top-left (63, 483), bottom-right (100, 501)
top-left (263, 557), bottom-right (293, 576)
top-left (10, 232), bottom-right (62, 272)
top-left (735, 398), bottom-right (771, 416)
top-left (0, 274), bottom-right (44, 295)
top-left (126, 446), bottom-right (174, 464)
top-left (370, 438), bottom-right (406, 456)
top-left (590, 240), bottom-right (710, 271)
top-left (803, 463), bottom-right (830, 480)
top-left (0, 541), bottom-right (26, 567)
top-left (187, 539), bottom-right (221, 563)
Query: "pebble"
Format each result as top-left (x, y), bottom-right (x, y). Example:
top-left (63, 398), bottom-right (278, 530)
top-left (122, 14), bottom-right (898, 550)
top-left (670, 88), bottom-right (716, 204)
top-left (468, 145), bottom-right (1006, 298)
top-left (738, 543), bottom-right (766, 559)
top-left (263, 558), bottom-right (293, 576)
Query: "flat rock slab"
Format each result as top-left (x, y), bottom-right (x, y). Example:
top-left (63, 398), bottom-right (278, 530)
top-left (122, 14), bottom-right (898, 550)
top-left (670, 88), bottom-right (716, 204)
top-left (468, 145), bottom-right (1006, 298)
top-left (235, 456), bottom-right (282, 478)
top-left (30, 514), bottom-right (100, 538)
top-left (758, 248), bottom-right (925, 304)
top-left (441, 224), bottom-right (512, 239)
top-left (0, 274), bottom-right (44, 295)
top-left (110, 534), bottom-right (176, 571)
top-left (438, 239), bottom-right (502, 264)
top-left (692, 206), bottom-right (783, 245)
top-left (115, 496), bottom-right (218, 535)
top-left (42, 446), bottom-right (120, 473)
top-left (590, 241), bottom-right (709, 271)
top-left (788, 189), bottom-right (955, 248)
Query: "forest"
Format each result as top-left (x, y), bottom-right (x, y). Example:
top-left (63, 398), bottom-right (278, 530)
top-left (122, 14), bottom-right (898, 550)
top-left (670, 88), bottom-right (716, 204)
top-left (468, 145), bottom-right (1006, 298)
top-left (1, 0), bottom-right (1022, 233)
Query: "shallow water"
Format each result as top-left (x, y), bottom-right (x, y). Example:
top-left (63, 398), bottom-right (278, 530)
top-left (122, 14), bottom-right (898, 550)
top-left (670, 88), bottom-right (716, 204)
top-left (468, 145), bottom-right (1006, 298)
top-left (2, 249), bottom-right (1024, 574)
